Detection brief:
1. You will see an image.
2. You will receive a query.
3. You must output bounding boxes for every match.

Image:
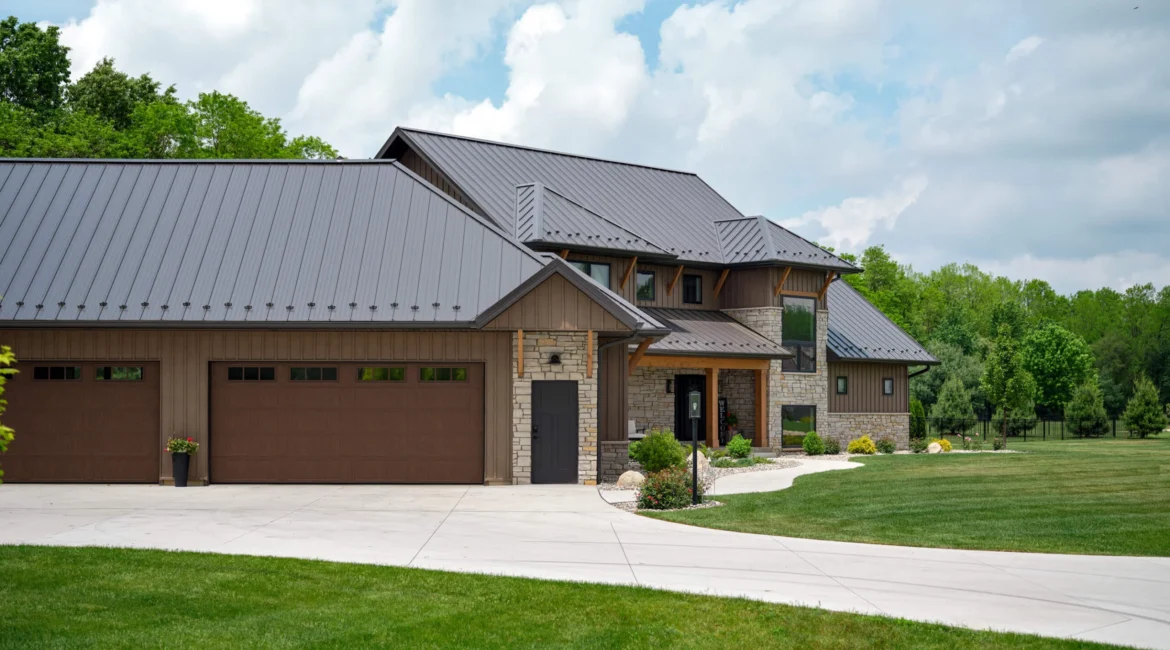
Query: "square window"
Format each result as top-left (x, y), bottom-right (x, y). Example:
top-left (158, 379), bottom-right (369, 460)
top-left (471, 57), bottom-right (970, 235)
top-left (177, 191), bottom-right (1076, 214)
top-left (307, 367), bottom-right (322, 381)
top-left (682, 274), bottom-right (702, 304)
top-left (883, 378), bottom-right (894, 396)
top-left (291, 367), bottom-right (307, 381)
top-left (420, 367), bottom-right (436, 382)
top-left (259, 367), bottom-right (275, 381)
top-left (781, 405), bottom-right (816, 448)
top-left (836, 376), bottom-right (848, 395)
top-left (437, 367), bottom-right (452, 381)
top-left (33, 366), bottom-right (49, 380)
top-left (452, 367), bottom-right (468, 381)
top-left (228, 367), bottom-right (243, 381)
top-left (244, 367), bottom-right (259, 381)
top-left (388, 367), bottom-right (405, 381)
top-left (322, 367), bottom-right (337, 381)
top-left (636, 270), bottom-right (655, 301)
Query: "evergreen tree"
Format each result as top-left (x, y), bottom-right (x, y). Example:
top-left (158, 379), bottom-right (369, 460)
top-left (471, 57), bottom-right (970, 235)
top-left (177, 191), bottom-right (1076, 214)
top-left (930, 375), bottom-right (976, 435)
top-left (1066, 378), bottom-right (1109, 438)
top-left (1123, 374), bottom-right (1168, 438)
top-left (910, 398), bottom-right (927, 439)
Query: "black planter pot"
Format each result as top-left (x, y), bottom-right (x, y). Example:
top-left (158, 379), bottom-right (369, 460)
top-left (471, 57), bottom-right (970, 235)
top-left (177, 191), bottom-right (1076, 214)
top-left (172, 453), bottom-right (190, 487)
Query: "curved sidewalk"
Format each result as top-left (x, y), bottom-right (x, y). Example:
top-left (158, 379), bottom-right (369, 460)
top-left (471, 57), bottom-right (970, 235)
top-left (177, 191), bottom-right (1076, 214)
top-left (2, 476), bottom-right (1168, 649)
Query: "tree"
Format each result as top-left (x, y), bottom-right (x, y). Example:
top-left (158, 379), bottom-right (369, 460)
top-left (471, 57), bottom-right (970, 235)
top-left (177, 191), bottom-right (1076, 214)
top-left (910, 339), bottom-right (984, 410)
top-left (1066, 378), bottom-right (1109, 438)
top-left (982, 324), bottom-right (1036, 446)
top-left (0, 344), bottom-right (16, 484)
top-left (184, 91), bottom-right (337, 159)
top-left (1021, 323), bottom-right (1095, 411)
top-left (930, 375), bottom-right (976, 435)
top-left (67, 57), bottom-right (175, 130)
top-left (0, 16), bottom-right (71, 113)
top-left (1123, 374), bottom-right (1168, 439)
top-left (910, 398), bottom-right (927, 439)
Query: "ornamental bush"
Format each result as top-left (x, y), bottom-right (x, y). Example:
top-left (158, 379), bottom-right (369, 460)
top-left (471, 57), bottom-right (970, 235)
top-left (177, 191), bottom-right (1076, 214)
top-left (636, 467), bottom-right (702, 510)
top-left (629, 428), bottom-right (686, 472)
top-left (910, 438), bottom-right (928, 453)
top-left (823, 438), bottom-right (841, 455)
top-left (726, 434), bottom-right (752, 459)
top-left (961, 435), bottom-right (983, 451)
top-left (929, 438), bottom-right (953, 452)
top-left (846, 435), bottom-right (877, 455)
top-left (910, 398), bottom-right (927, 440)
top-left (802, 431), bottom-right (825, 455)
top-left (875, 437), bottom-right (896, 454)
top-left (1066, 378), bottom-right (1109, 438)
top-left (993, 437), bottom-right (1006, 451)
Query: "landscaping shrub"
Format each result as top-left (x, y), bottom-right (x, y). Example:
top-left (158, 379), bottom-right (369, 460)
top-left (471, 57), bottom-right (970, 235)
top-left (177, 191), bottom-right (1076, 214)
top-left (823, 438), bottom-right (841, 455)
top-left (875, 438), bottom-right (895, 454)
top-left (802, 431), bottom-right (825, 455)
top-left (910, 438), bottom-right (928, 453)
top-left (846, 435), bottom-right (877, 455)
top-left (636, 467), bottom-right (702, 510)
top-left (961, 435), bottom-right (983, 451)
top-left (909, 398), bottom-right (927, 439)
top-left (993, 437), bottom-right (1006, 451)
top-left (726, 434), bottom-right (752, 459)
top-left (711, 456), bottom-right (770, 468)
top-left (629, 428), bottom-right (686, 472)
top-left (929, 438), bottom-right (952, 452)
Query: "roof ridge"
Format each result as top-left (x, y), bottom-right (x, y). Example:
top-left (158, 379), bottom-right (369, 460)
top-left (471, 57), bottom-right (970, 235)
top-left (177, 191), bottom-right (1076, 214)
top-left (0, 158), bottom-right (391, 165)
top-left (538, 184), bottom-right (672, 255)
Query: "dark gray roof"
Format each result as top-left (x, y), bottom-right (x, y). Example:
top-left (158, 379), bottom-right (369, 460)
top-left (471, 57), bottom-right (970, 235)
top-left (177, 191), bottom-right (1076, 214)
top-left (827, 281), bottom-right (937, 364)
top-left (0, 159), bottom-right (549, 325)
top-left (643, 308), bottom-right (791, 358)
top-left (766, 220), bottom-right (857, 272)
top-left (514, 183), bottom-right (670, 256)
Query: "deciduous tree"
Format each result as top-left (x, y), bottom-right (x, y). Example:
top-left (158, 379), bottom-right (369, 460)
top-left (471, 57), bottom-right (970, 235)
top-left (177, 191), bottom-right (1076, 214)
top-left (1021, 323), bottom-right (1095, 411)
top-left (982, 324), bottom-right (1036, 446)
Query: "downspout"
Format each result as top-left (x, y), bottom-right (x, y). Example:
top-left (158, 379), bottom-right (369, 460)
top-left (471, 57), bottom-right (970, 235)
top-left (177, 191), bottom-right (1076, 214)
top-left (908, 365), bottom-right (931, 379)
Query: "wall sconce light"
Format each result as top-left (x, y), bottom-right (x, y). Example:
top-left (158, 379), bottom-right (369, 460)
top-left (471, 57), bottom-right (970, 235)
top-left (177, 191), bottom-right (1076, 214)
top-left (549, 353), bottom-right (562, 365)
top-left (665, 379), bottom-right (673, 394)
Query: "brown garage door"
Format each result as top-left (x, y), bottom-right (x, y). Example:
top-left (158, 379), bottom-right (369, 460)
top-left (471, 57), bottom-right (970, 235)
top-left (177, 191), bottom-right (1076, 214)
top-left (210, 362), bottom-right (484, 484)
top-left (1, 361), bottom-right (160, 482)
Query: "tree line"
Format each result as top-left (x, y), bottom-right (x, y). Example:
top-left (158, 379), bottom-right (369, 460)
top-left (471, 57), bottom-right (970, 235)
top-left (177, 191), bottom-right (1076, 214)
top-left (0, 16), bottom-right (337, 160)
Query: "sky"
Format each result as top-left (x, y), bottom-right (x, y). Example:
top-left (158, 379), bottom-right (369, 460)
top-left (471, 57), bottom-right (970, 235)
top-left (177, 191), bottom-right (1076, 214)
top-left (12, 0), bottom-right (1170, 295)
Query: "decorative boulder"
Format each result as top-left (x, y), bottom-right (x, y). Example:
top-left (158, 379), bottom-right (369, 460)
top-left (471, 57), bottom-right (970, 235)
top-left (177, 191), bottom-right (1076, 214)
top-left (616, 470), bottom-right (645, 488)
top-left (927, 442), bottom-right (943, 454)
top-left (685, 450), bottom-right (710, 475)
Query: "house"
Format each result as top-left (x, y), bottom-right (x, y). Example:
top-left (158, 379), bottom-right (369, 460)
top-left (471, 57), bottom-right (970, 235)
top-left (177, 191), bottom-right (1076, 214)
top-left (0, 128), bottom-right (935, 486)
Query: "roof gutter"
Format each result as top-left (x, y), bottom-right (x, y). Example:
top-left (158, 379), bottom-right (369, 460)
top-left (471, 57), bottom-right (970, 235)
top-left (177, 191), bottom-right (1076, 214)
top-left (0, 320), bottom-right (480, 331)
top-left (908, 365), bottom-right (932, 379)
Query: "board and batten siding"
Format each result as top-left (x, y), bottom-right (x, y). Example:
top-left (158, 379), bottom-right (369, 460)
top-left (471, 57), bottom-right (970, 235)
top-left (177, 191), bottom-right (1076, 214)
top-left (0, 329), bottom-right (514, 484)
top-left (719, 267), bottom-right (830, 310)
top-left (828, 361), bottom-right (909, 413)
top-left (482, 274), bottom-right (629, 332)
top-left (564, 253), bottom-right (721, 310)
top-left (398, 148), bottom-right (481, 215)
top-left (597, 339), bottom-right (629, 443)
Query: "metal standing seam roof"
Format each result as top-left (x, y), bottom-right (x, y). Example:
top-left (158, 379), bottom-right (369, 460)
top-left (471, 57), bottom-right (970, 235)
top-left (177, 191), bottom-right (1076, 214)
top-left (766, 220), bottom-right (857, 272)
top-left (0, 159), bottom-right (550, 325)
top-left (642, 308), bottom-right (792, 358)
top-left (827, 281), bottom-right (938, 364)
top-left (514, 182), bottom-right (671, 256)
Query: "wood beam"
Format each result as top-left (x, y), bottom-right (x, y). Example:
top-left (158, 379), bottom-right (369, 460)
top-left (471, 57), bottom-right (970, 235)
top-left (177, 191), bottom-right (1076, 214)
top-left (620, 256), bottom-right (639, 290)
top-left (586, 330), bottom-right (594, 378)
top-left (666, 265), bottom-right (685, 296)
top-left (636, 354), bottom-right (770, 371)
top-left (705, 368), bottom-right (718, 448)
top-left (517, 329), bottom-right (524, 378)
top-left (713, 268), bottom-right (730, 299)
top-left (627, 338), bottom-right (653, 375)
top-left (558, 249), bottom-right (570, 259)
top-left (772, 266), bottom-right (792, 298)
top-left (754, 368), bottom-right (768, 447)
top-left (817, 271), bottom-right (837, 301)
top-left (779, 290), bottom-right (819, 299)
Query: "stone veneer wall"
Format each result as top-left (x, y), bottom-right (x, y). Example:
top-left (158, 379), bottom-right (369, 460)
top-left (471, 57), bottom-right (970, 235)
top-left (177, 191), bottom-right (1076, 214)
top-left (511, 331), bottom-right (598, 485)
top-left (599, 441), bottom-right (628, 483)
top-left (822, 413), bottom-right (910, 450)
top-left (719, 369), bottom-right (755, 438)
top-left (628, 366), bottom-right (757, 440)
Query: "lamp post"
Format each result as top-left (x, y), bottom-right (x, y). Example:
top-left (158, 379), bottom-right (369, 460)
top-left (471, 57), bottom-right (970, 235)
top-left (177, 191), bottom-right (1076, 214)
top-left (687, 390), bottom-right (701, 505)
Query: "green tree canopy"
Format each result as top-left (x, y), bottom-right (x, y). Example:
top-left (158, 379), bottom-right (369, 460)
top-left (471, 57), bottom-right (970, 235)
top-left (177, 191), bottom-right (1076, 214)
top-left (1065, 378), bottom-right (1109, 438)
top-left (929, 375), bottom-right (976, 435)
top-left (0, 16), bottom-right (70, 113)
top-left (1021, 323), bottom-right (1095, 410)
top-left (1123, 374), bottom-right (1168, 439)
top-left (910, 339), bottom-right (984, 410)
top-left (67, 57), bottom-right (175, 130)
top-left (982, 324), bottom-right (1036, 443)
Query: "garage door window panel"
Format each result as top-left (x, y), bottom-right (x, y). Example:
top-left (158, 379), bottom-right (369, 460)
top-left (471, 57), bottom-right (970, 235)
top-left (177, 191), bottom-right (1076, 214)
top-left (33, 366), bottom-right (81, 381)
top-left (358, 367), bottom-right (405, 381)
top-left (228, 366), bottom-right (276, 381)
top-left (96, 366), bottom-right (144, 381)
top-left (420, 367), bottom-right (468, 382)
top-left (291, 367), bottom-right (338, 381)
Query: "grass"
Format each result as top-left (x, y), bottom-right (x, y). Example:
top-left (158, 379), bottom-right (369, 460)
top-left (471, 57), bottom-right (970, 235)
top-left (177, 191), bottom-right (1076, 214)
top-left (711, 455), bottom-right (771, 468)
top-left (649, 437), bottom-right (1170, 556)
top-left (0, 546), bottom-right (1115, 650)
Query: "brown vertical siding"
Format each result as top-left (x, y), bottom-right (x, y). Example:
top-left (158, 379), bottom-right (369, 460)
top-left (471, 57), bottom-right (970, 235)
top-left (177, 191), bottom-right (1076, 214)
top-left (719, 267), bottom-right (829, 310)
top-left (564, 253), bottom-right (720, 310)
top-left (482, 274), bottom-right (629, 332)
top-left (598, 339), bottom-right (629, 442)
top-left (399, 148), bottom-right (481, 214)
top-left (0, 329), bottom-right (513, 483)
top-left (828, 361), bottom-right (909, 413)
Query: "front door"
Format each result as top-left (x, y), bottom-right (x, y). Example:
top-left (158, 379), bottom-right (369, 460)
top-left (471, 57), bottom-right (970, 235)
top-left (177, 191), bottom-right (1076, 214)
top-left (673, 374), bottom-right (707, 443)
top-left (532, 381), bottom-right (578, 484)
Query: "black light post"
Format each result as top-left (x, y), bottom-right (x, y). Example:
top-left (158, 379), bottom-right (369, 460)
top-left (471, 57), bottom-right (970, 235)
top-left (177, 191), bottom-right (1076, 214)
top-left (688, 390), bottom-right (701, 505)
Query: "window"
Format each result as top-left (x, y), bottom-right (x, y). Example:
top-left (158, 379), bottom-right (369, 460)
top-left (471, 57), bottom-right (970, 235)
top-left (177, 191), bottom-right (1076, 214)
top-left (227, 366), bottom-right (275, 381)
top-left (358, 367), bottom-right (405, 381)
top-left (420, 367), bottom-right (468, 382)
top-left (569, 261), bottom-right (611, 288)
top-left (836, 376), bottom-right (848, 395)
top-left (96, 366), bottom-right (144, 381)
top-left (635, 270), bottom-right (655, 301)
top-left (33, 366), bottom-right (81, 381)
top-left (290, 367), bottom-right (338, 381)
top-left (682, 274), bottom-right (702, 304)
top-left (883, 377), bottom-right (894, 396)
top-left (781, 405), bottom-right (816, 448)
top-left (781, 296), bottom-right (817, 372)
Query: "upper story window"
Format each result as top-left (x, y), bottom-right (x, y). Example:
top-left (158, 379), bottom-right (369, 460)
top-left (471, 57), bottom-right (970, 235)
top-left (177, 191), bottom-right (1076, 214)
top-left (569, 261), bottom-right (611, 288)
top-left (836, 376), bottom-right (848, 395)
top-left (636, 271), bottom-right (655, 301)
top-left (883, 377), bottom-right (894, 396)
top-left (782, 296), bottom-right (816, 373)
top-left (682, 274), bottom-right (702, 304)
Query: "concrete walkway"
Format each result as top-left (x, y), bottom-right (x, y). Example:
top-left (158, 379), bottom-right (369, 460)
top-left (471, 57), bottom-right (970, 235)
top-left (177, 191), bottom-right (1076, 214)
top-left (2, 483), bottom-right (1168, 649)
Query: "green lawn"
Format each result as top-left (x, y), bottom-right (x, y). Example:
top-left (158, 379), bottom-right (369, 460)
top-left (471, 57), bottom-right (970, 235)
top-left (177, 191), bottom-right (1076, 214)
top-left (650, 437), bottom-right (1170, 556)
top-left (0, 546), bottom-right (1115, 649)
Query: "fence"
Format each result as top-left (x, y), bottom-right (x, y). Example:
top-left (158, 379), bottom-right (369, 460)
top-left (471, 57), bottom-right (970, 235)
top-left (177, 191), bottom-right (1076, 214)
top-left (911, 416), bottom-right (1133, 443)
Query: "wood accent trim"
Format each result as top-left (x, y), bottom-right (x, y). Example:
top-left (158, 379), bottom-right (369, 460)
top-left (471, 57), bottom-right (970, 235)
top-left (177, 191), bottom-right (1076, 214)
top-left (627, 338), bottom-right (653, 375)
top-left (754, 368), bottom-right (768, 447)
top-left (773, 266), bottom-right (792, 298)
top-left (780, 290), bottom-right (820, 299)
top-left (586, 330), bottom-right (594, 378)
top-left (713, 268), bottom-right (730, 299)
top-left (817, 271), bottom-right (837, 301)
top-left (705, 368), bottom-right (718, 447)
top-left (558, 249), bottom-right (570, 259)
top-left (666, 265), bottom-right (685, 296)
top-left (636, 355), bottom-right (770, 371)
top-left (620, 256), bottom-right (639, 290)
top-left (517, 329), bottom-right (524, 378)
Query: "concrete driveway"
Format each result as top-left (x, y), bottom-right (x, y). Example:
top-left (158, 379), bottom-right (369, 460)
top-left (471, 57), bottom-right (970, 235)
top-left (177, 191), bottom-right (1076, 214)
top-left (2, 483), bottom-right (1168, 649)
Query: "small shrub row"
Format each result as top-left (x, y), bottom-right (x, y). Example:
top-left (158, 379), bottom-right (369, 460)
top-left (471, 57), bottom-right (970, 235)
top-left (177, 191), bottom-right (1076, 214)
top-left (637, 467), bottom-right (703, 510)
top-left (711, 456), bottom-right (771, 468)
top-left (960, 435), bottom-right (983, 451)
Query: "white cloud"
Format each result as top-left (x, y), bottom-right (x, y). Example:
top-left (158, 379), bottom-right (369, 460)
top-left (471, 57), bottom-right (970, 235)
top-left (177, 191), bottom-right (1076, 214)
top-left (784, 176), bottom-right (928, 251)
top-left (1006, 35), bottom-right (1043, 62)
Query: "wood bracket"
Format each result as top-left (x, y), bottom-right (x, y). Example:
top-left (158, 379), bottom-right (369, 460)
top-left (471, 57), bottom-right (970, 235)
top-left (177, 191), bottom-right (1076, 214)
top-left (666, 265), bottom-right (684, 296)
top-left (586, 330), bottom-right (594, 378)
top-left (817, 271), bottom-right (837, 301)
top-left (517, 329), bottom-right (524, 378)
top-left (627, 338), bottom-right (653, 376)
top-left (773, 266), bottom-right (792, 298)
top-left (713, 268), bottom-right (730, 299)
top-left (558, 249), bottom-right (569, 259)
top-left (620, 256), bottom-right (639, 290)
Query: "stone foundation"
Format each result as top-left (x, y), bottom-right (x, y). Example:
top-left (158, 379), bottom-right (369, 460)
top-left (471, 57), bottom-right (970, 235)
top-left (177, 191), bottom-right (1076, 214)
top-left (822, 413), bottom-right (910, 450)
top-left (599, 440), bottom-right (629, 482)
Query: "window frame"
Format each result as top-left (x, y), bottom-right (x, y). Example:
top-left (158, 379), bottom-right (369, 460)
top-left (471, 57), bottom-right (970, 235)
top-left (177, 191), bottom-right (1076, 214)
top-left (882, 377), bottom-right (894, 396)
top-left (95, 366), bottom-right (145, 381)
top-left (836, 376), bottom-right (848, 395)
top-left (682, 274), bottom-right (703, 304)
top-left (33, 366), bottom-right (82, 381)
top-left (227, 366), bottom-right (276, 381)
top-left (569, 261), bottom-right (611, 289)
top-left (290, 366), bottom-right (339, 382)
top-left (780, 405), bottom-right (817, 448)
top-left (781, 295), bottom-right (817, 373)
top-left (419, 367), bottom-right (469, 382)
top-left (357, 367), bottom-right (406, 382)
top-left (635, 270), bottom-right (656, 301)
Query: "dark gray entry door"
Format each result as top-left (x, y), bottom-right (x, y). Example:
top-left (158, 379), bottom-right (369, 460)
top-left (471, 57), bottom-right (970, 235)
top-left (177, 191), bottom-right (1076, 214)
top-left (532, 381), bottom-right (578, 484)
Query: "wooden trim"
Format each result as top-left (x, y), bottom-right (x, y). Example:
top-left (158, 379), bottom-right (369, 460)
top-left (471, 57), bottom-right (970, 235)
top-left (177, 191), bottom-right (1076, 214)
top-left (713, 268), bottom-right (730, 299)
top-left (773, 266), bottom-right (792, 298)
top-left (780, 290), bottom-right (820, 299)
top-left (558, 249), bottom-right (570, 259)
top-left (517, 329), bottom-right (524, 378)
top-left (627, 338), bottom-right (653, 375)
top-left (586, 330), bottom-right (594, 378)
top-left (705, 368), bottom-right (718, 447)
top-left (635, 354), bottom-right (770, 371)
top-left (666, 265), bottom-right (685, 296)
top-left (619, 256), bottom-right (638, 289)
top-left (817, 271), bottom-right (837, 301)
top-left (754, 368), bottom-right (768, 447)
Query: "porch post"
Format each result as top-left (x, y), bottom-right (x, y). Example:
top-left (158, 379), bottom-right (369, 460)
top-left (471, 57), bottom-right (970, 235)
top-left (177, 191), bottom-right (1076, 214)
top-left (705, 368), bottom-right (718, 448)
top-left (754, 367), bottom-right (768, 447)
